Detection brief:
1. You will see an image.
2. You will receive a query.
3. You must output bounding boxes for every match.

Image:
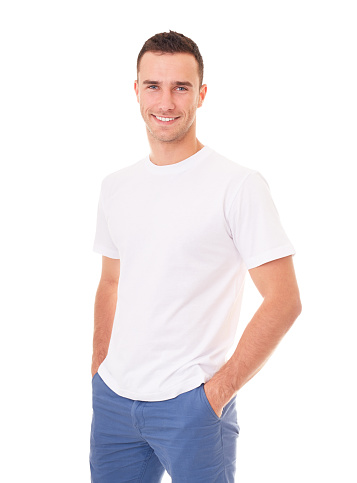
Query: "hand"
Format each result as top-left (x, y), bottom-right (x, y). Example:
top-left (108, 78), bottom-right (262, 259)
top-left (203, 381), bottom-right (225, 418)
top-left (203, 376), bottom-right (237, 418)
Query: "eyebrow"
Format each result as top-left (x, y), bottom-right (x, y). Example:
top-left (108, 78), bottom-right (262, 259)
top-left (142, 80), bottom-right (193, 87)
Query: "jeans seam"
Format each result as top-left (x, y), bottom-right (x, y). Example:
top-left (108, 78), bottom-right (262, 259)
top-left (220, 421), bottom-right (228, 482)
top-left (138, 447), bottom-right (156, 482)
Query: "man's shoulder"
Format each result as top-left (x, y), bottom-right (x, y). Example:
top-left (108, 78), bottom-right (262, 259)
top-left (100, 155), bottom-right (146, 195)
top-left (206, 147), bottom-right (257, 182)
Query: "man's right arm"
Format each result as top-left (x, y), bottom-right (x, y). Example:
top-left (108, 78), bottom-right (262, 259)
top-left (91, 255), bottom-right (120, 377)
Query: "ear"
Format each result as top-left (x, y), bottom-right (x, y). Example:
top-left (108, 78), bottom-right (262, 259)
top-left (134, 80), bottom-right (140, 103)
top-left (197, 84), bottom-right (207, 108)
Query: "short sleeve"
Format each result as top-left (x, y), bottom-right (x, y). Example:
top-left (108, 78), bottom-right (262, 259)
top-left (93, 183), bottom-right (120, 259)
top-left (227, 171), bottom-right (296, 269)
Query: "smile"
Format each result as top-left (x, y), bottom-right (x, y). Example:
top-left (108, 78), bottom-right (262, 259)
top-left (153, 115), bottom-right (178, 122)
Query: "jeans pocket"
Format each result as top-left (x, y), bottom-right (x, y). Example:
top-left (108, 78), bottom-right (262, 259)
top-left (200, 383), bottom-right (222, 420)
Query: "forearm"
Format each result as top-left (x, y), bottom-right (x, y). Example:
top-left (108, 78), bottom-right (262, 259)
top-left (211, 296), bottom-right (301, 400)
top-left (92, 280), bottom-right (118, 374)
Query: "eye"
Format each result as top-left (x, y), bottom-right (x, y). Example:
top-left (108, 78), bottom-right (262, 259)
top-left (176, 86), bottom-right (187, 91)
top-left (148, 85), bottom-right (158, 90)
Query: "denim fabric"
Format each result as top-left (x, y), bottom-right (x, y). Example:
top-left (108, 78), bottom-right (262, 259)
top-left (90, 373), bottom-right (240, 482)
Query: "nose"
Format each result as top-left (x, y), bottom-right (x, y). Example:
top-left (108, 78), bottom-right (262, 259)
top-left (158, 88), bottom-right (175, 112)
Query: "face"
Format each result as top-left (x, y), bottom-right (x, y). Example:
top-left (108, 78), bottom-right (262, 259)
top-left (134, 52), bottom-right (207, 144)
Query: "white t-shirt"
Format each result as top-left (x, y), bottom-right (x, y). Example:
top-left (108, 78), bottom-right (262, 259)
top-left (93, 146), bottom-right (295, 401)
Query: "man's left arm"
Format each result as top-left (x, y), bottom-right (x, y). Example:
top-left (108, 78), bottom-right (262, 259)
top-left (204, 255), bottom-right (302, 417)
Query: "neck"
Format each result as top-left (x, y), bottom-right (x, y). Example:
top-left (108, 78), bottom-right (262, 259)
top-left (147, 126), bottom-right (204, 167)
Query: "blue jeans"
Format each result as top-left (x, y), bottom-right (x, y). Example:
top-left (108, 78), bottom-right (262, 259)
top-left (90, 373), bottom-right (240, 482)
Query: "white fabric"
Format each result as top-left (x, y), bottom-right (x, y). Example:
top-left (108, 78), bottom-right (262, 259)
top-left (93, 146), bottom-right (295, 401)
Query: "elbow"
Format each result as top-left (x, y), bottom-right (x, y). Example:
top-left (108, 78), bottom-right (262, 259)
top-left (276, 293), bottom-right (302, 329)
top-left (263, 292), bottom-right (302, 330)
top-left (295, 297), bottom-right (302, 319)
top-left (288, 295), bottom-right (302, 326)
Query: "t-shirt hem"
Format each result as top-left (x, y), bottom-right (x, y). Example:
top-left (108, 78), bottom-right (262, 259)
top-left (98, 364), bottom-right (206, 401)
top-left (245, 245), bottom-right (296, 270)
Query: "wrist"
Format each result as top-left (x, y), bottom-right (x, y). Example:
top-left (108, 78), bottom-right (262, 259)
top-left (92, 350), bottom-right (107, 364)
top-left (91, 353), bottom-right (106, 374)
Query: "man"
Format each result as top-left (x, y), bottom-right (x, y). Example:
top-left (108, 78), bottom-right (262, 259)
top-left (90, 30), bottom-right (302, 482)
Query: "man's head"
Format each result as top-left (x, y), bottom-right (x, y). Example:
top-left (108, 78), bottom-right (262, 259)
top-left (134, 31), bottom-right (207, 145)
top-left (137, 30), bottom-right (204, 88)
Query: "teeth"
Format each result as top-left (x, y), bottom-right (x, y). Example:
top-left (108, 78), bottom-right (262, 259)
top-left (155, 116), bottom-right (176, 122)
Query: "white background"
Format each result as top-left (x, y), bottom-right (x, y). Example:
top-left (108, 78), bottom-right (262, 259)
top-left (1, 1), bottom-right (356, 481)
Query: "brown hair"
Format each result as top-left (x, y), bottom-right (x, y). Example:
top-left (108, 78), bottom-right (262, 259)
top-left (137, 30), bottom-right (204, 87)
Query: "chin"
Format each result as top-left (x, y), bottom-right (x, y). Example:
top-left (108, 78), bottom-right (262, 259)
top-left (147, 127), bottom-right (179, 143)
top-left (153, 135), bottom-right (180, 143)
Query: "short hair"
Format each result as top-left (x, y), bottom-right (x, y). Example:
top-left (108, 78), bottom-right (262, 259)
top-left (137, 30), bottom-right (204, 87)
